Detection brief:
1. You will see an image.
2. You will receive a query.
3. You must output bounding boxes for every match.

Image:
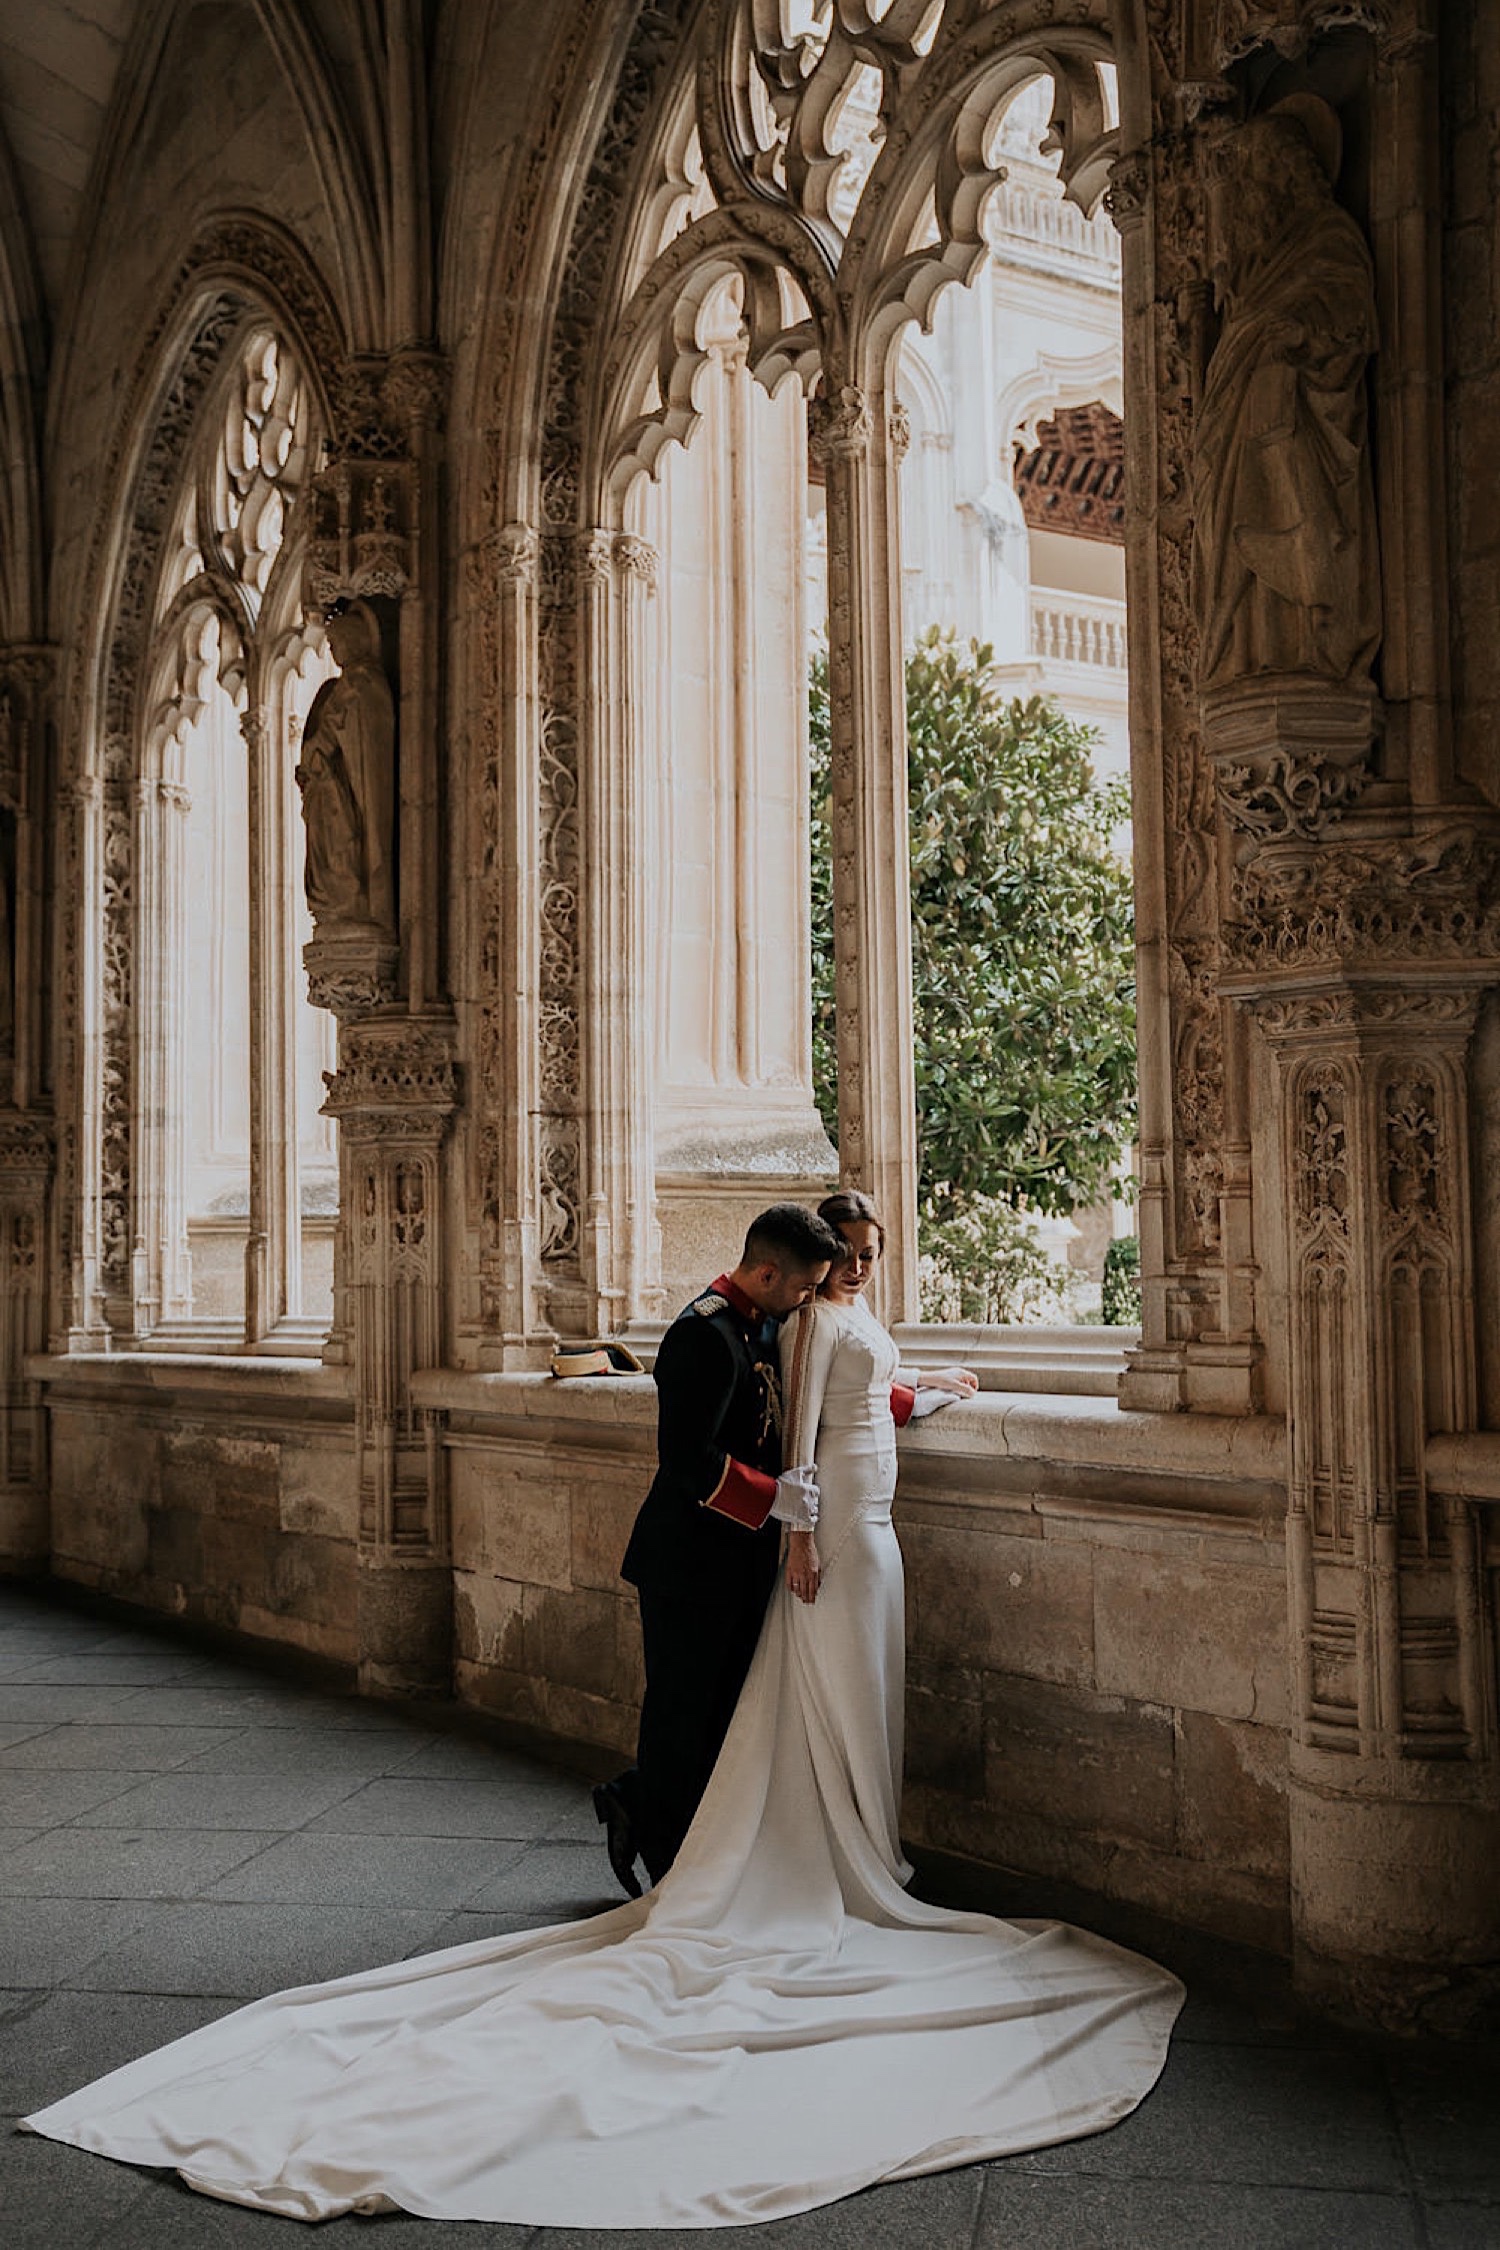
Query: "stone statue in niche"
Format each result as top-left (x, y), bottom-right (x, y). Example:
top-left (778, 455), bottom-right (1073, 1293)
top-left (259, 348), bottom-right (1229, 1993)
top-left (1191, 99), bottom-right (1380, 698)
top-left (295, 601), bottom-right (396, 935)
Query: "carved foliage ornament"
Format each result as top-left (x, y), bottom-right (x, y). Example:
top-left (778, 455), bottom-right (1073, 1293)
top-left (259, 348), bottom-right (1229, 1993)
top-left (1382, 1076), bottom-right (1442, 1237)
top-left (1296, 1067), bottom-right (1349, 1245)
top-left (322, 1024), bottom-right (459, 1128)
top-left (1211, 1), bottom-right (1410, 67)
top-left (1226, 832), bottom-right (1500, 975)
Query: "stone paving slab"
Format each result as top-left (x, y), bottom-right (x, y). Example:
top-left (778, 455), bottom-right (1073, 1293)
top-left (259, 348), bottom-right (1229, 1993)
top-left (0, 1684), bottom-right (151, 1723)
top-left (1, 1990), bottom-right (234, 2113)
top-left (0, 1578), bottom-right (1490, 2250)
top-left (3, 1650), bottom-right (220, 1686)
top-left (99, 1683), bottom-right (419, 1729)
top-left (974, 2175), bottom-right (1426, 2248)
top-left (1384, 2044), bottom-right (1500, 2201)
top-left (63, 1899), bottom-right (470, 1997)
top-left (0, 2120), bottom-right (158, 2250)
top-left (0, 1898), bottom-right (160, 1985)
top-left (0, 1721), bottom-right (244, 1770)
top-left (1009, 2037), bottom-right (1408, 2193)
top-left (68, 1768), bottom-right (370, 1832)
top-left (0, 1767), bottom-right (149, 1825)
top-left (1424, 2205), bottom-right (1500, 2249)
top-left (466, 1838), bottom-right (622, 1918)
top-left (201, 1827), bottom-right (532, 1908)
top-left (173, 1725), bottom-right (428, 1775)
top-left (0, 1721), bottom-right (60, 1751)
top-left (0, 1824), bottom-right (284, 1899)
top-left (302, 1772), bottom-right (599, 1840)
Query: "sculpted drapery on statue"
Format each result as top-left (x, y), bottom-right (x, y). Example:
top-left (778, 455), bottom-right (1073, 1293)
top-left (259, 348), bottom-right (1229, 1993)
top-left (1192, 103), bottom-right (1380, 697)
top-left (295, 601), bottom-right (396, 935)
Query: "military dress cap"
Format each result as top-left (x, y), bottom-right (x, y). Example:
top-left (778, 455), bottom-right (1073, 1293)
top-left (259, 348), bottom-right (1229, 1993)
top-left (550, 1342), bottom-right (647, 1379)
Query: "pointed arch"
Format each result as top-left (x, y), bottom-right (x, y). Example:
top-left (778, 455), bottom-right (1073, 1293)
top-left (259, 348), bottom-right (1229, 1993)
top-left (54, 220), bottom-right (346, 1346)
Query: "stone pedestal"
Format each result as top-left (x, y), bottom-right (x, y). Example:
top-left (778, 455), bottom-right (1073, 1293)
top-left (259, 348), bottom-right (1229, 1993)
top-left (1225, 807), bottom-right (1500, 2028)
top-left (322, 1014), bottom-right (458, 1697)
top-left (0, 1117), bottom-right (51, 1570)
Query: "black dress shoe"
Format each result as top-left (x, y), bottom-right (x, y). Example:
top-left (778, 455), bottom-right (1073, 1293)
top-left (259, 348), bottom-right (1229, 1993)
top-left (593, 1780), bottom-right (643, 1899)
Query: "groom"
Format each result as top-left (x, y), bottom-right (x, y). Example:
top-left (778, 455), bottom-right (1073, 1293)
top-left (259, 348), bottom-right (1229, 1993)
top-left (596, 1203), bottom-right (843, 1894)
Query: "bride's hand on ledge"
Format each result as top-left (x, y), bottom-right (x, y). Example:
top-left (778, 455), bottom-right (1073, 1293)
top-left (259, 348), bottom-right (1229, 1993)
top-left (786, 1529), bottom-right (821, 1605)
top-left (924, 1366), bottom-right (979, 1397)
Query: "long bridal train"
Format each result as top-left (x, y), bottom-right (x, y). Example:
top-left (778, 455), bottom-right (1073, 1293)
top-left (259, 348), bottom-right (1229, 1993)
top-left (23, 1334), bottom-right (1183, 2227)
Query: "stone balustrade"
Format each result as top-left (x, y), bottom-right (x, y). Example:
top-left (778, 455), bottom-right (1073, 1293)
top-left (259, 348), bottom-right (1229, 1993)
top-left (1029, 592), bottom-right (1128, 672)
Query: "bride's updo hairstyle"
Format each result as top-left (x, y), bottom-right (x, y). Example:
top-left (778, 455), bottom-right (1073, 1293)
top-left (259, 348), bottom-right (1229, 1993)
top-left (816, 1189), bottom-right (885, 1284)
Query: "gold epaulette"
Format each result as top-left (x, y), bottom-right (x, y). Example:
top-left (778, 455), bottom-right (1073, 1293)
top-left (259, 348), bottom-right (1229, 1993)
top-left (691, 1291), bottom-right (729, 1318)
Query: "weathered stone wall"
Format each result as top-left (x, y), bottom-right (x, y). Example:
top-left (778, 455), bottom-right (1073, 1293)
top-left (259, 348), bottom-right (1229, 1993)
top-left (39, 1359), bottom-right (358, 1664)
top-left (415, 1371), bottom-right (1291, 1955)
top-left (897, 1407), bottom-right (1289, 1956)
top-left (1444, 0), bottom-right (1500, 809)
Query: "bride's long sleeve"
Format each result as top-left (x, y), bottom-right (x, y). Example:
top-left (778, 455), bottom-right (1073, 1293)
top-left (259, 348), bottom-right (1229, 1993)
top-left (779, 1300), bottom-right (840, 1471)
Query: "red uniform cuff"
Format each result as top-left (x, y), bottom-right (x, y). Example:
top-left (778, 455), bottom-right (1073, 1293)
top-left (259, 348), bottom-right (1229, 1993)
top-left (890, 1383), bottom-right (916, 1429)
top-left (701, 1457), bottom-right (778, 1529)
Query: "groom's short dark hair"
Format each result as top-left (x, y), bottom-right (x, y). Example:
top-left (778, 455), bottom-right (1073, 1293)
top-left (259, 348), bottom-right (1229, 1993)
top-left (742, 1203), bottom-right (842, 1269)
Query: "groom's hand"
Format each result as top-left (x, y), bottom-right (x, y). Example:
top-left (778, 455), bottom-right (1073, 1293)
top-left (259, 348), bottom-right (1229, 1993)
top-left (786, 1529), bottom-right (821, 1604)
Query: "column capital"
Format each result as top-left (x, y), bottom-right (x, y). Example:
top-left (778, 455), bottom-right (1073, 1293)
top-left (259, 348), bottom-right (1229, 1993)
top-left (613, 533), bottom-right (658, 591)
top-left (321, 1013), bottom-right (460, 1140)
top-left (494, 521), bottom-right (540, 587)
top-left (808, 384), bottom-right (872, 466)
top-left (1104, 148), bottom-right (1150, 234)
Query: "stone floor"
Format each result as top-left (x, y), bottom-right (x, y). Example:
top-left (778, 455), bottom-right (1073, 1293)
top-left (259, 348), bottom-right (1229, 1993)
top-left (0, 1578), bottom-right (1495, 2250)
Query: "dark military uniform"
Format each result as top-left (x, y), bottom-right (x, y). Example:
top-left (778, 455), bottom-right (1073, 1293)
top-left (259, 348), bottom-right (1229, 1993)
top-left (615, 1274), bottom-right (786, 1881)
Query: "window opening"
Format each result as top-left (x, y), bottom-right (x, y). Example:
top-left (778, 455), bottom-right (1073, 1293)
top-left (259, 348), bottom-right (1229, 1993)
top-left (136, 323), bottom-right (331, 1348)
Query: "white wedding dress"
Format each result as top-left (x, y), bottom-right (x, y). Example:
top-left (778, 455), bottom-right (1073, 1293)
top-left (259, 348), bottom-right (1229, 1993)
top-left (23, 1295), bottom-right (1183, 2229)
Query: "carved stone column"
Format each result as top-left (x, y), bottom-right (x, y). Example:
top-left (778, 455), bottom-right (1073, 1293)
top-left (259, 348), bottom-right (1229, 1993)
top-left (579, 532), bottom-right (661, 1329)
top-left (130, 773), bottom-right (193, 1333)
top-left (0, 649), bottom-right (55, 1566)
top-left (1224, 826), bottom-right (1500, 2026)
top-left (466, 517), bottom-right (543, 1365)
top-left (322, 1015), bottom-right (458, 1695)
top-left (1111, 65), bottom-right (1263, 1414)
top-left (300, 354), bottom-right (460, 1694)
top-left (813, 381), bottom-right (920, 1320)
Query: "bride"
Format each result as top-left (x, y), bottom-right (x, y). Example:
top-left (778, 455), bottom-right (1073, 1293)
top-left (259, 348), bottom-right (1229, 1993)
top-left (23, 1194), bottom-right (1182, 2230)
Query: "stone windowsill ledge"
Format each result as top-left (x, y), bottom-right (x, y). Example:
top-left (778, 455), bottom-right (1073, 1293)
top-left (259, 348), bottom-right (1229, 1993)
top-left (26, 1352), bottom-right (353, 1409)
top-left (410, 1364), bottom-right (1279, 1463)
top-left (413, 1372), bottom-right (1287, 1537)
top-left (618, 1321), bottom-right (1134, 1398)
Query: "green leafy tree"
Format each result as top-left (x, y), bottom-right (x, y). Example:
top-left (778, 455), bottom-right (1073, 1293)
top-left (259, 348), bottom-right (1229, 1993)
top-left (810, 628), bottom-right (1136, 1315)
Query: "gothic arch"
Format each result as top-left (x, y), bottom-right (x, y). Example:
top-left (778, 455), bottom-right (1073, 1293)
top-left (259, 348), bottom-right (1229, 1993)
top-left (54, 219), bottom-right (347, 1347)
top-left (476, 0), bottom-right (1136, 1341)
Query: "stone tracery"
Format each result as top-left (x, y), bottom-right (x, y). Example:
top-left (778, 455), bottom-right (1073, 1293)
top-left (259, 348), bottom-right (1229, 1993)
top-left (503, 0), bottom-right (1125, 1338)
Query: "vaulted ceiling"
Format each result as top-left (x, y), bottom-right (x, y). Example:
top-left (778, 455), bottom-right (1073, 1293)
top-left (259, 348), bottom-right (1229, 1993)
top-left (0, 0), bottom-right (137, 340)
